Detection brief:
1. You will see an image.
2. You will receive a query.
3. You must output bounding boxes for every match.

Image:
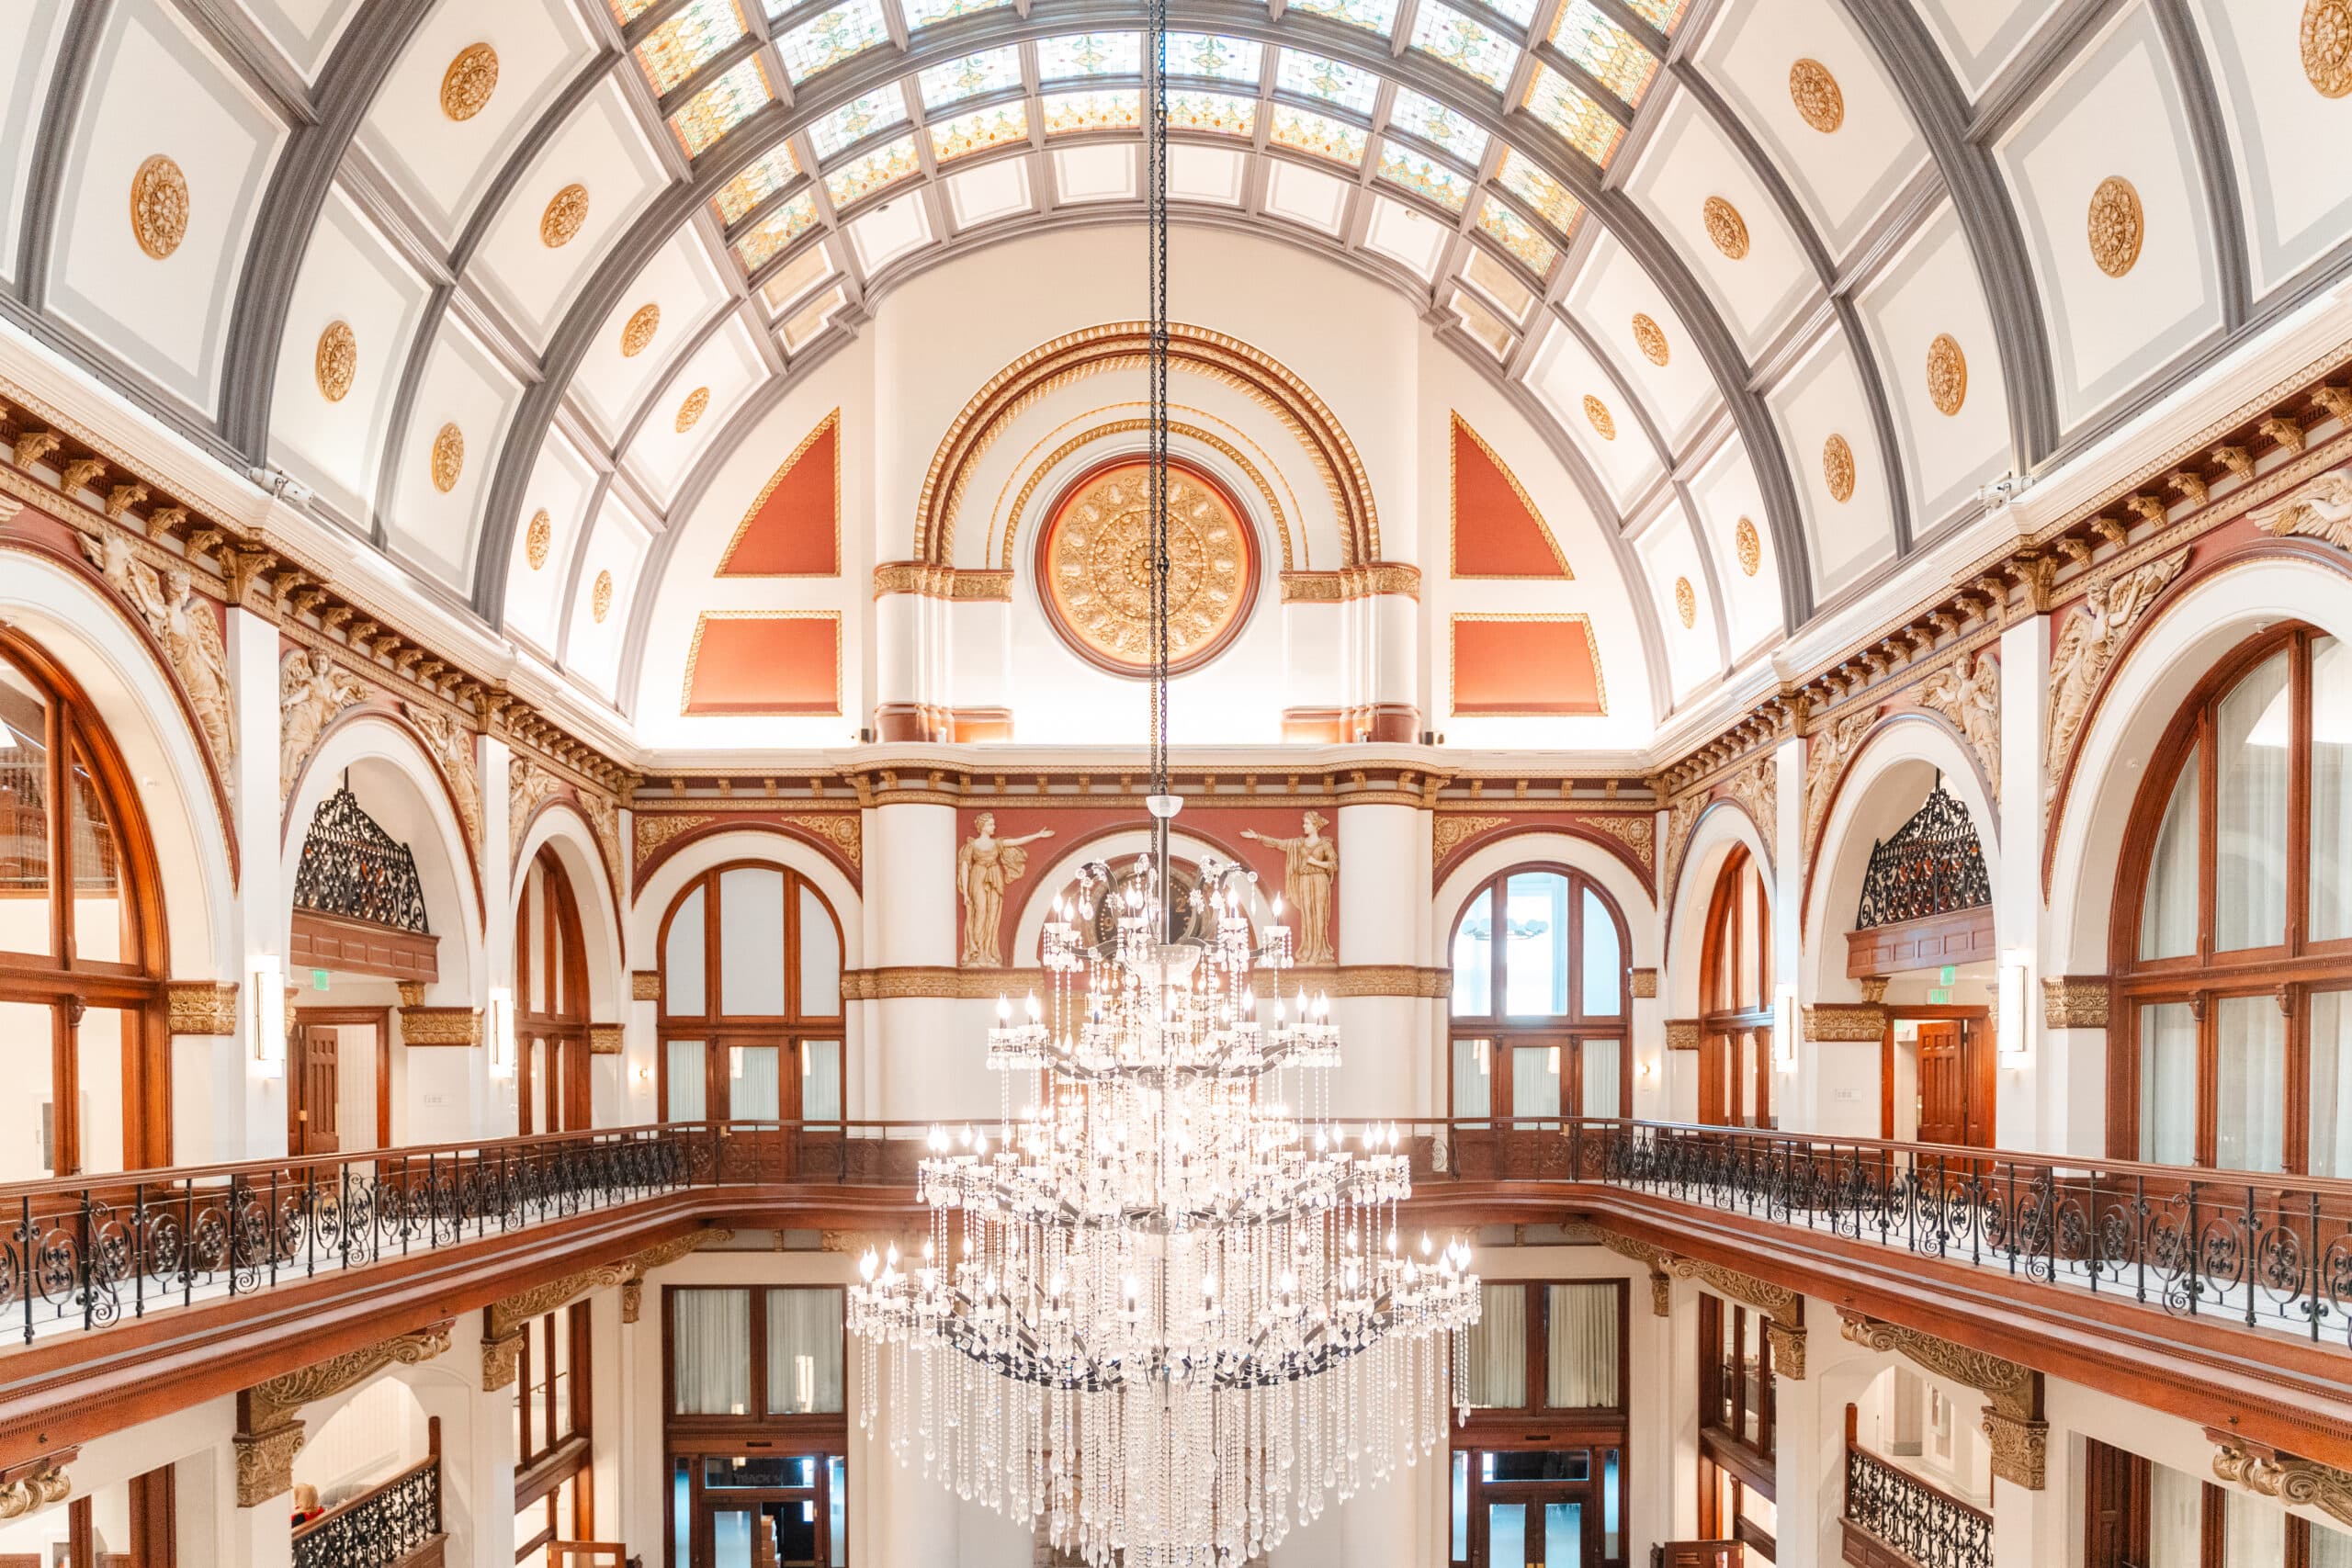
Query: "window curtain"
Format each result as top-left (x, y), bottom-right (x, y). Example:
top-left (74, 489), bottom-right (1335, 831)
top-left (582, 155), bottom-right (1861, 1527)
top-left (2140, 749), bottom-right (2199, 961)
top-left (2146, 1462), bottom-right (2202, 1568)
top-left (673, 1288), bottom-right (751, 1415)
top-left (2213, 996), bottom-right (2285, 1173)
top-left (1580, 1039), bottom-right (1621, 1119)
top-left (1466, 1284), bottom-right (1527, 1406)
top-left (801, 1040), bottom-right (843, 1122)
top-left (2139, 1005), bottom-right (2197, 1165)
top-left (1512, 1045), bottom-right (1561, 1122)
top-left (2215, 654), bottom-right (2290, 952)
top-left (766, 1289), bottom-right (845, 1413)
top-left (666, 1041), bottom-right (707, 1122)
top-left (1452, 1039), bottom-right (1490, 1128)
top-left (2312, 1517), bottom-right (2352, 1568)
top-left (2222, 1492), bottom-right (2286, 1566)
top-left (2311, 993), bottom-right (2352, 1178)
top-left (731, 1045), bottom-right (781, 1122)
top-left (1544, 1283), bottom-right (1618, 1407)
top-left (2315, 637), bottom-right (2351, 942)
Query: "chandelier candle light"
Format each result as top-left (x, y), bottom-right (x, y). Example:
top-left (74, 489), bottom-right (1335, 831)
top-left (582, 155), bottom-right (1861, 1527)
top-left (843, 2), bottom-right (1478, 1559)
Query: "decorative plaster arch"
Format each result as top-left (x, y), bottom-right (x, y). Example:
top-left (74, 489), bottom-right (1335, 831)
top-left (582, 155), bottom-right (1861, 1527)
top-left (631, 817), bottom-right (863, 896)
top-left (628, 829), bottom-right (865, 976)
top-left (1430, 831), bottom-right (1660, 974)
top-left (995, 417), bottom-right (1297, 572)
top-left (515, 804), bottom-right (627, 1026)
top-left (1664, 802), bottom-right (1775, 1020)
top-left (916, 321), bottom-right (1382, 570)
top-left (1439, 820), bottom-right (1658, 903)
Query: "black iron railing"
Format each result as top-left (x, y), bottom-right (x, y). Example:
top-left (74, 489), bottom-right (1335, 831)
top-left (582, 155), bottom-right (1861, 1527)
top-left (1853, 777), bottom-right (1990, 928)
top-left (293, 1455), bottom-right (440, 1568)
top-left (292, 783), bottom-right (431, 933)
top-left (1844, 1444), bottom-right (1990, 1568)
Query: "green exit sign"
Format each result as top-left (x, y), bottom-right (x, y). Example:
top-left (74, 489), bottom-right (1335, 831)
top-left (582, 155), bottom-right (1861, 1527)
top-left (311, 969), bottom-right (330, 991)
top-left (1938, 964), bottom-right (1957, 986)
top-left (1928, 987), bottom-right (1952, 1004)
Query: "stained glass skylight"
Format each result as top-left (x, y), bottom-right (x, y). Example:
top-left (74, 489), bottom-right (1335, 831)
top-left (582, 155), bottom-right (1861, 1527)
top-left (1408, 3), bottom-right (1517, 87)
top-left (930, 100), bottom-right (1029, 161)
top-left (919, 47), bottom-right (1023, 108)
top-left (669, 57), bottom-right (772, 156)
top-left (1621, 0), bottom-right (1690, 32)
top-left (1479, 0), bottom-right (1540, 25)
top-left (712, 146), bottom-right (801, 225)
top-left (808, 90), bottom-right (909, 160)
top-left (775, 0), bottom-right (890, 82)
top-left (1165, 32), bottom-right (1260, 85)
top-left (1270, 105), bottom-right (1368, 166)
top-left (1275, 52), bottom-right (1379, 115)
top-left (1476, 197), bottom-right (1558, 274)
top-left (822, 133), bottom-right (921, 208)
top-left (1038, 34), bottom-right (1142, 81)
top-left (1041, 89), bottom-right (1141, 133)
top-left (1386, 88), bottom-right (1488, 164)
top-left (1493, 149), bottom-right (1582, 236)
top-left (1524, 66), bottom-right (1624, 164)
top-left (634, 0), bottom-right (746, 97)
top-left (1377, 144), bottom-right (1471, 211)
top-left (1285, 0), bottom-right (1400, 37)
top-left (610, 0), bottom-right (662, 23)
top-left (737, 190), bottom-right (820, 271)
top-left (903, 0), bottom-right (1011, 24)
top-left (1550, 1), bottom-right (1658, 105)
top-left (1168, 91), bottom-right (1258, 136)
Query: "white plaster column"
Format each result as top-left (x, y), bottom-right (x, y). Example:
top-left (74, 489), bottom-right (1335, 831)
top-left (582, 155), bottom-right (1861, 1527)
top-left (1771, 737), bottom-right (1811, 1134)
top-left (1334, 799), bottom-right (1427, 1119)
top-left (944, 596), bottom-right (1012, 732)
top-left (1988, 1460), bottom-right (2064, 1568)
top-left (1279, 593), bottom-right (1344, 737)
top-left (618, 1275), bottom-right (668, 1557)
top-left (1356, 583), bottom-right (1419, 742)
top-left (425, 1315), bottom-right (520, 1568)
top-left (867, 798), bottom-right (962, 1119)
top-left (222, 605), bottom-right (286, 1161)
top-left (586, 1287), bottom-right (626, 1548)
top-left (482, 738), bottom-right (520, 1140)
top-left (1638, 1274), bottom-right (1693, 1558)
top-left (873, 586), bottom-right (928, 740)
top-left (1770, 1308), bottom-right (1836, 1568)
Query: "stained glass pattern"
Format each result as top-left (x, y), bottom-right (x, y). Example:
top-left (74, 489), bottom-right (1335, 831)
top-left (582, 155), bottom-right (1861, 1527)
top-left (822, 132), bottom-right (921, 208)
top-left (1550, 2), bottom-right (1657, 105)
top-left (903, 0), bottom-right (1011, 24)
top-left (1620, 0), bottom-right (1690, 32)
top-left (610, 0), bottom-right (661, 22)
top-left (1041, 89), bottom-right (1142, 133)
top-left (919, 47), bottom-right (1023, 108)
top-left (1408, 3), bottom-right (1517, 87)
top-left (1270, 105), bottom-right (1368, 165)
top-left (1524, 67), bottom-right (1624, 164)
top-left (1479, 0), bottom-right (1539, 25)
top-left (1476, 197), bottom-right (1558, 274)
top-left (1377, 144), bottom-right (1471, 211)
top-left (775, 0), bottom-right (889, 82)
top-left (1285, 0), bottom-right (1400, 36)
top-left (930, 100), bottom-right (1029, 161)
top-left (1275, 51), bottom-right (1378, 114)
top-left (736, 191), bottom-right (820, 271)
top-left (1168, 91), bottom-right (1258, 136)
top-left (712, 147), bottom-right (801, 225)
top-left (808, 90), bottom-right (909, 159)
top-left (633, 0), bottom-right (746, 97)
top-left (1165, 32), bottom-right (1260, 84)
top-left (1386, 89), bottom-right (1488, 164)
top-left (1494, 149), bottom-right (1582, 235)
top-left (1038, 33), bottom-right (1142, 80)
top-left (669, 57), bottom-right (772, 156)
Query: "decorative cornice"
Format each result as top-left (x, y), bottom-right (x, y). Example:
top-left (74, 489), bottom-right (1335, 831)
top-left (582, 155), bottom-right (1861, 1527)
top-left (1805, 1002), bottom-right (1886, 1043)
top-left (246, 1322), bottom-right (453, 1436)
top-left (588, 1023), bottom-right (623, 1055)
top-left (487, 1231), bottom-right (732, 1380)
top-left (2211, 1438), bottom-right (2352, 1530)
top-left (167, 980), bottom-right (239, 1035)
top-left (1838, 1311), bottom-right (2043, 1487)
top-left (398, 1005), bottom-right (479, 1045)
top-left (2041, 975), bottom-right (2110, 1029)
top-left (1599, 1229), bottom-right (1804, 1371)
top-left (840, 963), bottom-right (1449, 999)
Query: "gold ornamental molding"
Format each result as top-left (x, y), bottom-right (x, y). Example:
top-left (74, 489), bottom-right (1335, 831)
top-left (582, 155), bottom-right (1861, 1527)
top-left (632, 969), bottom-right (661, 1002)
top-left (235, 1321), bottom-right (452, 1505)
top-left (1600, 1231), bottom-right (1805, 1376)
top-left (1664, 1019), bottom-right (1701, 1052)
top-left (870, 562), bottom-right (1014, 601)
top-left (485, 1230), bottom-right (732, 1384)
top-left (2041, 976), bottom-right (2110, 1029)
top-left (1805, 1002), bottom-right (1886, 1043)
top-left (1630, 967), bottom-right (1658, 999)
top-left (0, 1459), bottom-right (73, 1522)
top-left (841, 964), bottom-right (1449, 1000)
top-left (1276, 563), bottom-right (1423, 603)
top-left (589, 1023), bottom-right (624, 1055)
top-left (399, 1005), bottom-right (480, 1046)
top-left (167, 980), bottom-right (238, 1035)
top-left (1839, 1312), bottom-right (2044, 1490)
top-left (2211, 1436), bottom-right (2352, 1530)
top-left (620, 1228), bottom-right (733, 1324)
top-left (1431, 813), bottom-right (1509, 865)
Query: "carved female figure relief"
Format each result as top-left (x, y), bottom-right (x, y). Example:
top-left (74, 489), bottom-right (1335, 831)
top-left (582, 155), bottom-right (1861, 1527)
top-left (958, 812), bottom-right (1055, 967)
top-left (1242, 811), bottom-right (1338, 965)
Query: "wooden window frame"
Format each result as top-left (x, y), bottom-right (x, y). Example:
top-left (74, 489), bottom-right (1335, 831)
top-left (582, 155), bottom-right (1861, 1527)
top-left (515, 1301), bottom-right (592, 1473)
top-left (2081, 1436), bottom-right (2335, 1566)
top-left (662, 1284), bottom-right (851, 1440)
top-left (515, 847), bottom-right (592, 1136)
top-left (1447, 864), bottom-right (1635, 1123)
top-left (1698, 1293), bottom-right (1774, 1472)
top-left (1456, 1279), bottom-right (1632, 1430)
top-left (654, 863), bottom-right (846, 1124)
top-left (1697, 847), bottom-right (1774, 1130)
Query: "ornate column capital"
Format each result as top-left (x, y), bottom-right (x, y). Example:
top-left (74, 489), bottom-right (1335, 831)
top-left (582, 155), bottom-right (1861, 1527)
top-left (165, 980), bottom-right (238, 1034)
top-left (2211, 1435), bottom-right (2352, 1529)
top-left (2041, 975), bottom-right (2110, 1028)
top-left (235, 1321), bottom-right (452, 1505)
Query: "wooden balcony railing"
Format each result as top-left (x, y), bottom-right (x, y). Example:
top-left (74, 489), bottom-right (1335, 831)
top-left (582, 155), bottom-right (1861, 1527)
top-left (291, 1453), bottom-right (442, 1568)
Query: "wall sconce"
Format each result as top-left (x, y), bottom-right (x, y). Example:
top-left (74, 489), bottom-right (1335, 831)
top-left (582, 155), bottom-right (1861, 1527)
top-left (487, 987), bottom-right (516, 1078)
top-left (248, 953), bottom-right (286, 1077)
top-left (634, 1062), bottom-right (654, 1088)
top-left (1998, 949), bottom-right (2032, 1066)
top-left (1772, 985), bottom-right (1799, 1071)
top-left (1636, 1055), bottom-right (1657, 1083)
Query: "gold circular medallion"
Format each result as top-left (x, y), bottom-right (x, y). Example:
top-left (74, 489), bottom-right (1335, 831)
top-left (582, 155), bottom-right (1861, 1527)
top-left (130, 155), bottom-right (188, 260)
top-left (674, 387), bottom-right (711, 434)
top-left (620, 303), bottom-right (662, 357)
top-left (1823, 434), bottom-right (1856, 502)
top-left (2304, 0), bottom-right (2352, 96)
top-left (1789, 58), bottom-right (1845, 132)
top-left (540, 183), bottom-right (591, 248)
top-left (1583, 394), bottom-right (1617, 441)
top-left (1673, 576), bottom-right (1697, 629)
top-left (1037, 459), bottom-right (1257, 675)
top-left (440, 42), bottom-right (500, 121)
top-left (526, 510), bottom-right (553, 570)
top-left (1703, 196), bottom-right (1749, 260)
top-left (1736, 516), bottom-right (1761, 576)
top-left (314, 320), bottom-right (357, 402)
top-left (1632, 312), bottom-right (1670, 367)
top-left (2086, 175), bottom-right (2143, 278)
top-left (1926, 333), bottom-right (1967, 416)
top-left (592, 570), bottom-right (614, 623)
top-left (430, 423), bottom-right (465, 493)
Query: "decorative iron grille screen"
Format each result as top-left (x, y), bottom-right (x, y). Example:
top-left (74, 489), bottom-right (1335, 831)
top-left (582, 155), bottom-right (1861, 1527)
top-left (292, 781), bottom-right (431, 934)
top-left (1853, 777), bottom-right (1990, 930)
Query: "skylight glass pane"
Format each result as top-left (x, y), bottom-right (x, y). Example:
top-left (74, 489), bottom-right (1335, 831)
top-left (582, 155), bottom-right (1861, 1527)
top-left (1494, 148), bottom-right (1581, 235)
top-left (1165, 32), bottom-right (1260, 85)
top-left (1286, 0), bottom-right (1401, 37)
top-left (781, 285), bottom-right (847, 350)
top-left (1551, 2), bottom-right (1657, 104)
top-left (1168, 90), bottom-right (1258, 136)
top-left (635, 0), bottom-right (747, 97)
top-left (1388, 89), bottom-right (1488, 164)
top-left (808, 90), bottom-right (910, 160)
top-left (1524, 67), bottom-right (1624, 164)
top-left (919, 47), bottom-right (1023, 108)
top-left (1476, 197), bottom-right (1558, 273)
top-left (1483, 0), bottom-right (1539, 26)
top-left (930, 100), bottom-right (1029, 161)
top-left (1378, 143), bottom-right (1471, 211)
top-left (712, 147), bottom-right (801, 224)
top-left (1276, 51), bottom-right (1379, 114)
top-left (737, 191), bottom-right (820, 270)
top-left (1042, 89), bottom-right (1141, 133)
top-left (1410, 2), bottom-right (1517, 86)
top-left (822, 132), bottom-right (921, 208)
top-left (670, 58), bottom-right (773, 156)
top-left (903, 0), bottom-right (1010, 23)
top-left (610, 0), bottom-right (662, 22)
top-left (775, 0), bottom-right (890, 82)
top-left (1038, 33), bottom-right (1142, 81)
top-left (1270, 105), bottom-right (1368, 166)
top-left (1621, 0), bottom-right (1690, 32)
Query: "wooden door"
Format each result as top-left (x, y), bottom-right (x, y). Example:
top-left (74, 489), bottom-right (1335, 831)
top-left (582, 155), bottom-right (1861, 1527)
top-left (1917, 1021), bottom-right (1966, 1147)
top-left (291, 1024), bottom-right (340, 1156)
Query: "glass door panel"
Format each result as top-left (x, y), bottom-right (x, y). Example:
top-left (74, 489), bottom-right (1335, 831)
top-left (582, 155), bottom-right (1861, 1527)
top-left (1489, 1502), bottom-right (1530, 1568)
top-left (1544, 1502), bottom-right (1583, 1568)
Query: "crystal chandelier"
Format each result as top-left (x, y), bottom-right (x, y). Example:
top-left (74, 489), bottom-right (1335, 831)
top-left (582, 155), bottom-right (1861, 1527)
top-left (842, 0), bottom-right (1478, 1558)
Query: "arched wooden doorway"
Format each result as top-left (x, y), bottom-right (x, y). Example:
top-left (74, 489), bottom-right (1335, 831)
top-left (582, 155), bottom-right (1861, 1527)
top-left (516, 845), bottom-right (591, 1134)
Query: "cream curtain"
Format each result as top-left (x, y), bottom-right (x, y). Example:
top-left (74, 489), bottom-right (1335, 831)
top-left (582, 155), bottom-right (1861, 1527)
top-left (2315, 637), bottom-right (2351, 941)
top-left (2215, 654), bottom-right (2290, 952)
top-left (1466, 1284), bottom-right (1526, 1407)
top-left (731, 1045), bottom-right (781, 1122)
top-left (2311, 992), bottom-right (2352, 1178)
top-left (2312, 1517), bottom-right (2352, 1568)
top-left (666, 1040), bottom-right (707, 1121)
top-left (2214, 996), bottom-right (2285, 1173)
top-left (2140, 750), bottom-right (2199, 961)
top-left (1545, 1283), bottom-right (1618, 1407)
top-left (2223, 1491), bottom-right (2286, 1566)
top-left (673, 1288), bottom-right (751, 1415)
top-left (2139, 1004), bottom-right (2197, 1165)
top-left (1580, 1040), bottom-right (1621, 1120)
top-left (2147, 1462), bottom-right (2202, 1568)
top-left (766, 1288), bottom-right (845, 1413)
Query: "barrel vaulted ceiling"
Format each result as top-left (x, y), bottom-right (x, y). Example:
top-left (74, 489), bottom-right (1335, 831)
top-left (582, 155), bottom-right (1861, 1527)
top-left (5, 0), bottom-right (2351, 728)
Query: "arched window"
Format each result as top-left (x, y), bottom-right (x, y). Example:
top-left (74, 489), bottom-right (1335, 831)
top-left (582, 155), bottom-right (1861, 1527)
top-left (515, 846), bottom-right (589, 1134)
top-left (1448, 865), bottom-right (1630, 1125)
top-left (656, 862), bottom-right (843, 1124)
top-left (2116, 627), bottom-right (2351, 1172)
top-left (0, 632), bottom-right (164, 1179)
top-left (1698, 846), bottom-right (1773, 1129)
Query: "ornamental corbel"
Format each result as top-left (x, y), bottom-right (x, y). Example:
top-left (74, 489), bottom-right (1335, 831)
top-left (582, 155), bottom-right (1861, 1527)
top-left (2210, 1436), bottom-right (2352, 1529)
top-left (2313, 385), bottom-right (2352, 426)
top-left (2210, 445), bottom-right (2254, 480)
top-left (2260, 414), bottom-right (2309, 456)
top-left (11, 430), bottom-right (61, 469)
top-left (105, 482), bottom-right (147, 519)
top-left (0, 1454), bottom-right (74, 1521)
top-left (144, 504), bottom-right (187, 541)
top-left (59, 457), bottom-right (106, 496)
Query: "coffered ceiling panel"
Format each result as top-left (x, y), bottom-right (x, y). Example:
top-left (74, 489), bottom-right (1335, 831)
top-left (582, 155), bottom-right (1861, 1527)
top-left (239, 0), bottom-right (368, 81)
top-left (384, 318), bottom-right (523, 592)
top-left (1562, 232), bottom-right (1721, 456)
top-left (563, 490), bottom-right (653, 701)
top-left (1524, 322), bottom-right (1668, 513)
top-left (1911, 0), bottom-right (2062, 102)
top-left (503, 432), bottom-right (601, 656)
top-left (2188, 0), bottom-right (2352, 299)
top-left (1767, 331), bottom-right (1896, 599)
top-left (622, 313), bottom-right (770, 510)
top-left (1633, 502), bottom-right (1722, 704)
top-left (1684, 434), bottom-right (1780, 658)
top-left (0, 1), bottom-right (73, 289)
top-left (571, 233), bottom-right (737, 446)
